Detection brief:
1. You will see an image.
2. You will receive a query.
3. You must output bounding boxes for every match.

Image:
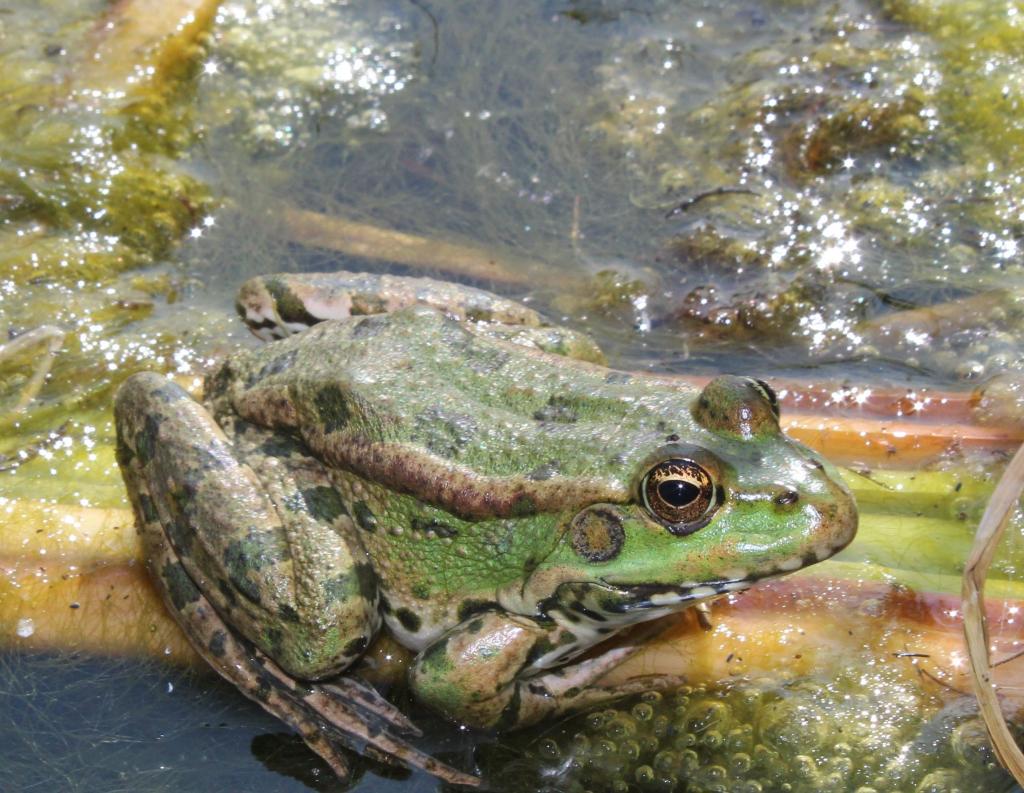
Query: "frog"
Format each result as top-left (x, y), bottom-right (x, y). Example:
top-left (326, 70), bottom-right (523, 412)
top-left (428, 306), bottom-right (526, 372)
top-left (113, 270), bottom-right (857, 786)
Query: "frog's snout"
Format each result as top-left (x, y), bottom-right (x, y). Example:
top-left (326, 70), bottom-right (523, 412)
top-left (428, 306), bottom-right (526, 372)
top-left (799, 465), bottom-right (859, 563)
top-left (730, 450), bottom-right (858, 579)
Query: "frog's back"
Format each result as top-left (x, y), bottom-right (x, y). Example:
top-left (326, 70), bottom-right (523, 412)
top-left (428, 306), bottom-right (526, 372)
top-left (211, 305), bottom-right (704, 484)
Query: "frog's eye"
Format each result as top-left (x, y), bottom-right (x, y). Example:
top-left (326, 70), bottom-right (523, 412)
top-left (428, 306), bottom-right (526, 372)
top-left (692, 375), bottom-right (781, 439)
top-left (753, 379), bottom-right (780, 420)
top-left (641, 458), bottom-right (721, 535)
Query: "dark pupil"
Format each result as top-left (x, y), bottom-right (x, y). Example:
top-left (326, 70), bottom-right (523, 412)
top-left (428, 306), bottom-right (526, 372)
top-left (659, 479), bottom-right (699, 507)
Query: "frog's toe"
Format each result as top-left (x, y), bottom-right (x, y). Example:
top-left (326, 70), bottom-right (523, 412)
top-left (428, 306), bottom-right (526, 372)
top-left (301, 676), bottom-right (479, 785)
top-left (321, 678), bottom-right (422, 737)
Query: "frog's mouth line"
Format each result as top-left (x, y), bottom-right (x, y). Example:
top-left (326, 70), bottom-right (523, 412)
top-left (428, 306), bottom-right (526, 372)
top-left (596, 578), bottom-right (754, 616)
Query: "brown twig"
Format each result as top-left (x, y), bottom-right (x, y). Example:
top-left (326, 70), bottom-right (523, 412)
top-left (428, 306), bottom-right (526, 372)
top-left (963, 440), bottom-right (1024, 784)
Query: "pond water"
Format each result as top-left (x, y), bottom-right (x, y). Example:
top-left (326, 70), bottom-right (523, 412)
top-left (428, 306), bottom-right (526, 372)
top-left (2, 0), bottom-right (1024, 791)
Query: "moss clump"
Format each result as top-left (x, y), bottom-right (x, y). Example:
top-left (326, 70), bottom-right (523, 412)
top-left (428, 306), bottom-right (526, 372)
top-left (783, 92), bottom-right (928, 178)
top-left (0, 2), bottom-right (217, 287)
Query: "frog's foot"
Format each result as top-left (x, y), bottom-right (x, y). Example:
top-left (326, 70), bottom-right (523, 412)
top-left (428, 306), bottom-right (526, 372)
top-left (411, 611), bottom-right (679, 731)
top-left (236, 271), bottom-right (542, 341)
top-left (0, 325), bottom-right (64, 413)
top-left (142, 525), bottom-right (479, 786)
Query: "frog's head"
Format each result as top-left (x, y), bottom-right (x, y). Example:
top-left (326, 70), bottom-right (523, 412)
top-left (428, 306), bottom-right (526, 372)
top-left (522, 375), bottom-right (857, 628)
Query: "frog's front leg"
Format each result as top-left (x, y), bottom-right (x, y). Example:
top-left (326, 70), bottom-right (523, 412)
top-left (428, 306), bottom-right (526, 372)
top-left (114, 373), bottom-right (478, 785)
top-left (410, 611), bottom-right (678, 730)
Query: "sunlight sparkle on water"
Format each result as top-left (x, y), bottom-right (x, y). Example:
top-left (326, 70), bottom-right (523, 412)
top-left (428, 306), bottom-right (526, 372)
top-left (15, 618), bottom-right (35, 638)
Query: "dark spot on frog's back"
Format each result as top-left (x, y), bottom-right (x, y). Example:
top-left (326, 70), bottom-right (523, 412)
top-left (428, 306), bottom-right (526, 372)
top-left (164, 512), bottom-right (197, 557)
top-left (299, 486), bottom-right (349, 522)
top-left (414, 407), bottom-right (477, 457)
top-left (314, 383), bottom-right (354, 434)
top-left (255, 348), bottom-right (298, 382)
top-left (114, 436), bottom-right (134, 467)
top-left (354, 501), bottom-right (377, 532)
top-left (216, 576), bottom-right (238, 607)
top-left (533, 394), bottom-right (578, 423)
top-left (395, 608), bottom-right (422, 634)
top-left (263, 625), bottom-right (285, 658)
top-left (321, 573), bottom-right (353, 604)
top-left (223, 529), bottom-right (286, 603)
top-left (206, 360), bottom-right (236, 397)
top-left (138, 492), bottom-right (159, 524)
top-left (466, 345), bottom-right (511, 375)
top-left (410, 517), bottom-right (458, 538)
top-left (149, 381), bottom-right (190, 404)
top-left (353, 562), bottom-right (377, 593)
top-left (510, 493), bottom-right (537, 517)
top-left (258, 432), bottom-right (307, 458)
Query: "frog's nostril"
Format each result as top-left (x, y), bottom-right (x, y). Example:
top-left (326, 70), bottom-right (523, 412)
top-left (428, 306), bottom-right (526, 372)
top-left (774, 489), bottom-right (800, 506)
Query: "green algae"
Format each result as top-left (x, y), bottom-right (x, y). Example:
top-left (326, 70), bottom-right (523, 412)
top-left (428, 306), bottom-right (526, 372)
top-left (0, 3), bottom-right (216, 286)
top-left (576, 0), bottom-right (1024, 388)
top-left (883, 0), bottom-right (1024, 169)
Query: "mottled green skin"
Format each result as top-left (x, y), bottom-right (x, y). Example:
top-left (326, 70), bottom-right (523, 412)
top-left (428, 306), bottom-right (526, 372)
top-left (114, 272), bottom-right (856, 778)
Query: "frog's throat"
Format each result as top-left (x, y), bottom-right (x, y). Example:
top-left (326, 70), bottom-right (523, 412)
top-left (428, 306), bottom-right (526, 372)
top-left (540, 578), bottom-right (750, 631)
top-left (526, 579), bottom-right (751, 672)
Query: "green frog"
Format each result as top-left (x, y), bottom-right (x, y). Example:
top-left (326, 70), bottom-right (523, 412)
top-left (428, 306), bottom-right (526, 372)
top-left (114, 271), bottom-right (857, 785)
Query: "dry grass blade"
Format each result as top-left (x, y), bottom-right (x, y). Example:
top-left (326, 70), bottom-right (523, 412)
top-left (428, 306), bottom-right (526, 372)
top-left (963, 440), bottom-right (1024, 783)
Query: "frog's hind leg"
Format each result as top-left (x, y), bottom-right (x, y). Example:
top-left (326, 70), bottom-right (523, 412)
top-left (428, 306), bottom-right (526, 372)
top-left (146, 523), bottom-right (477, 782)
top-left (235, 271), bottom-right (606, 362)
top-left (139, 521), bottom-right (476, 784)
top-left (236, 271), bottom-right (543, 340)
top-left (114, 372), bottom-right (478, 785)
